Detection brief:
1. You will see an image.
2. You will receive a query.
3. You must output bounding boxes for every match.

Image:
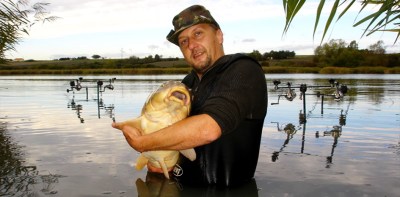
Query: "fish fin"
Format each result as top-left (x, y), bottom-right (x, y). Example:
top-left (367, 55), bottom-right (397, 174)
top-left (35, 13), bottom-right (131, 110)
top-left (159, 160), bottom-right (170, 179)
top-left (179, 148), bottom-right (196, 161)
top-left (135, 155), bottom-right (148, 170)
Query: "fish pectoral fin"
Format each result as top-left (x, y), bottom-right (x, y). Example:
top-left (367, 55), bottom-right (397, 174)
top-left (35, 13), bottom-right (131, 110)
top-left (135, 155), bottom-right (149, 170)
top-left (179, 148), bottom-right (196, 161)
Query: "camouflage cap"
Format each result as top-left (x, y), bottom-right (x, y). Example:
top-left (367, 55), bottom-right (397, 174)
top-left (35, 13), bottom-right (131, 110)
top-left (166, 5), bottom-right (220, 46)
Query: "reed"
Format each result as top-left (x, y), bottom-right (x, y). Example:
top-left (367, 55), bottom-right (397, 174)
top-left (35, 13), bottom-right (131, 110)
top-left (319, 66), bottom-right (399, 74)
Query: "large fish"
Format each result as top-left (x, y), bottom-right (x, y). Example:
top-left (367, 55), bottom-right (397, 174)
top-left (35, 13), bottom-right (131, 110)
top-left (115, 81), bottom-right (196, 179)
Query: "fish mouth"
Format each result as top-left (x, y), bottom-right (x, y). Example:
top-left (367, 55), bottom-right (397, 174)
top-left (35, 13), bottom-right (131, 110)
top-left (171, 89), bottom-right (190, 106)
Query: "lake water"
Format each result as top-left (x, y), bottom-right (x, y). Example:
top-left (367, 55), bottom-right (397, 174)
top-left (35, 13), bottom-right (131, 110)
top-left (1, 74), bottom-right (399, 197)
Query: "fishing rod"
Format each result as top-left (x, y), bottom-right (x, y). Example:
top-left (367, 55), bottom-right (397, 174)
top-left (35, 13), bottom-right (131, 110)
top-left (271, 79), bottom-right (349, 123)
top-left (66, 77), bottom-right (116, 100)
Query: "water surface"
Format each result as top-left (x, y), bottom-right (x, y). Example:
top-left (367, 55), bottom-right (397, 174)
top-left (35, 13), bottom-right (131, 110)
top-left (1, 74), bottom-right (399, 196)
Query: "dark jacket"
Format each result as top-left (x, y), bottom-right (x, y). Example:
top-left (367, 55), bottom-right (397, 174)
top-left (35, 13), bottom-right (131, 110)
top-left (177, 53), bottom-right (268, 187)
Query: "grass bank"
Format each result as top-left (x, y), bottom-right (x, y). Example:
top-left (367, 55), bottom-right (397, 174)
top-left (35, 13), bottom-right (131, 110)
top-left (1, 56), bottom-right (398, 75)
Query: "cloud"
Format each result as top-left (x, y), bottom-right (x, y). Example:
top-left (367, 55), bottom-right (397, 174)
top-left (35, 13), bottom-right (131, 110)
top-left (28, 0), bottom-right (288, 38)
top-left (9, 0), bottom-right (399, 60)
top-left (277, 44), bottom-right (316, 51)
top-left (148, 45), bottom-right (159, 50)
top-left (242, 38), bottom-right (256, 43)
top-left (28, 0), bottom-right (183, 39)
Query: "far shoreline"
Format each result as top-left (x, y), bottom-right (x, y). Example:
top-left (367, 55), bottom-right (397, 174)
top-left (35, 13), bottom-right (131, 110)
top-left (1, 56), bottom-right (399, 75)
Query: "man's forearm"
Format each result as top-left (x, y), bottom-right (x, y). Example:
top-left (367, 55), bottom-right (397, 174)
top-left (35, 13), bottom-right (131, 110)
top-left (138, 114), bottom-right (222, 152)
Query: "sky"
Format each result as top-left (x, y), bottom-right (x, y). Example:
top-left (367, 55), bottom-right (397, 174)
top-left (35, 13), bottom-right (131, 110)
top-left (6, 0), bottom-right (400, 60)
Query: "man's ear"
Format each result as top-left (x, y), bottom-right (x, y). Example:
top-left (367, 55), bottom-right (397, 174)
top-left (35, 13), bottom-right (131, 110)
top-left (217, 29), bottom-right (223, 45)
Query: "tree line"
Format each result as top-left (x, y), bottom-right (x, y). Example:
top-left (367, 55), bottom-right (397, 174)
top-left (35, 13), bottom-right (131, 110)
top-left (245, 39), bottom-right (399, 68)
top-left (247, 50), bottom-right (296, 61)
top-left (32, 39), bottom-right (400, 68)
top-left (314, 39), bottom-right (398, 67)
top-left (55, 54), bottom-right (180, 64)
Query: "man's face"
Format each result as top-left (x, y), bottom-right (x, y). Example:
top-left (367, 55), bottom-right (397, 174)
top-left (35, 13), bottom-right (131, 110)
top-left (178, 23), bottom-right (224, 76)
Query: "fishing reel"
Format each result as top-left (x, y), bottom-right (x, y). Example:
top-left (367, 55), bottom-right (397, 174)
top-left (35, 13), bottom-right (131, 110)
top-left (98, 78), bottom-right (116, 93)
top-left (67, 77), bottom-right (83, 92)
top-left (271, 81), bottom-right (297, 105)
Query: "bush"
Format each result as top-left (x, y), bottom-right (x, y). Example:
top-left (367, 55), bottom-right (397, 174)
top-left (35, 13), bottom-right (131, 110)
top-left (319, 67), bottom-right (352, 74)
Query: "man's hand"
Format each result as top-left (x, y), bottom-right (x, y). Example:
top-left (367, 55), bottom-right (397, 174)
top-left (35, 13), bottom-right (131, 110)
top-left (112, 122), bottom-right (170, 174)
top-left (112, 122), bottom-right (143, 152)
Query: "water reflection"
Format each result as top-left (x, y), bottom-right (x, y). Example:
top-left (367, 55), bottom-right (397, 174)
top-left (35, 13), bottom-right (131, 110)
top-left (67, 97), bottom-right (84, 123)
top-left (67, 97), bottom-right (115, 123)
top-left (135, 172), bottom-right (259, 197)
top-left (270, 122), bottom-right (299, 162)
top-left (39, 173), bottom-right (66, 195)
top-left (135, 173), bottom-right (181, 196)
top-left (178, 179), bottom-right (259, 197)
top-left (271, 108), bottom-right (347, 168)
top-left (0, 121), bottom-right (65, 196)
top-left (316, 125), bottom-right (342, 168)
top-left (67, 91), bottom-right (116, 123)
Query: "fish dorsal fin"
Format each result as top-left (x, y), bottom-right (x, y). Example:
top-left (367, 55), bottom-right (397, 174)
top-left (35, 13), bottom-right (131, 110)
top-left (179, 148), bottom-right (196, 161)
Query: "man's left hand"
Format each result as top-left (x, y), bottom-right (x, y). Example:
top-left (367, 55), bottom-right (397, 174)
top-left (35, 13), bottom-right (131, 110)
top-left (112, 122), bottom-right (144, 152)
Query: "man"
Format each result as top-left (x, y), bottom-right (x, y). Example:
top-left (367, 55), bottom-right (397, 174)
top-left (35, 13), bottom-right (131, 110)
top-left (112, 5), bottom-right (267, 187)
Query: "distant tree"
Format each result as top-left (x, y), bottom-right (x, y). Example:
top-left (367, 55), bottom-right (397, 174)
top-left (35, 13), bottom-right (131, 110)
top-left (335, 47), bottom-right (364, 67)
top-left (154, 54), bottom-right (162, 61)
top-left (270, 50), bottom-right (281, 59)
top-left (262, 52), bottom-right (272, 60)
top-left (314, 39), bottom-right (378, 67)
top-left (248, 50), bottom-right (263, 61)
top-left (0, 0), bottom-right (57, 63)
top-left (314, 39), bottom-right (348, 66)
top-left (315, 39), bottom-right (347, 55)
top-left (92, 54), bottom-right (101, 59)
top-left (144, 55), bottom-right (153, 62)
top-left (348, 40), bottom-right (359, 50)
top-left (362, 40), bottom-right (387, 66)
top-left (264, 50), bottom-right (295, 60)
top-left (386, 54), bottom-right (400, 67)
top-left (77, 56), bottom-right (88, 60)
top-left (368, 40), bottom-right (386, 54)
top-left (286, 50), bottom-right (296, 58)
